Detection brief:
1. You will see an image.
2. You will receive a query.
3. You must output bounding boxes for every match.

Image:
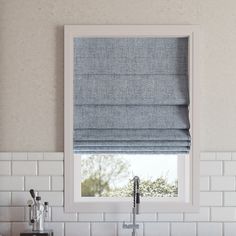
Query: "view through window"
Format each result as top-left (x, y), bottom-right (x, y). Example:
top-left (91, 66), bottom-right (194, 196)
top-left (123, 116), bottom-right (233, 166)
top-left (80, 154), bottom-right (178, 198)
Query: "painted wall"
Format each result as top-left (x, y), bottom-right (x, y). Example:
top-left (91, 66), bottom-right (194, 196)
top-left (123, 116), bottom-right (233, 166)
top-left (1, 0), bottom-right (236, 151)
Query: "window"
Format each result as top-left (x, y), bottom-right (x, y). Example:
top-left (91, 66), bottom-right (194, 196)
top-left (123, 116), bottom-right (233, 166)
top-left (80, 154), bottom-right (179, 198)
top-left (65, 25), bottom-right (199, 212)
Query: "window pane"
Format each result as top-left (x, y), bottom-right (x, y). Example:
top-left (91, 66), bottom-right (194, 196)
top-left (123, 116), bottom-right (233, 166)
top-left (81, 154), bottom-right (178, 198)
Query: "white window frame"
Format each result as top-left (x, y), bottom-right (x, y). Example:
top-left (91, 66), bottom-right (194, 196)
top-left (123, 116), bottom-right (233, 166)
top-left (64, 25), bottom-right (200, 213)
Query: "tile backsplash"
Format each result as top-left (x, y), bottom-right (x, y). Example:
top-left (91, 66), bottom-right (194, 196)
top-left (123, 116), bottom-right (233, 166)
top-left (1, 152), bottom-right (236, 236)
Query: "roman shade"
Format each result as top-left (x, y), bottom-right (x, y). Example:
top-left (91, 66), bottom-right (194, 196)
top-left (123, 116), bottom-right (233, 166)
top-left (73, 37), bottom-right (190, 154)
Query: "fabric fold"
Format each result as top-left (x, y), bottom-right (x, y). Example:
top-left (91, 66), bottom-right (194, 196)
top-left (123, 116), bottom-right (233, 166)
top-left (73, 37), bottom-right (190, 154)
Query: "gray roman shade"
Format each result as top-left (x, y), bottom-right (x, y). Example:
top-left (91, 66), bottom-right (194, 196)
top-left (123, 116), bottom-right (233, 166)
top-left (73, 37), bottom-right (190, 154)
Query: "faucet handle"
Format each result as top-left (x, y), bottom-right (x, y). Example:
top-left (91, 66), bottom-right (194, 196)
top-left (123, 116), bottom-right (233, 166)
top-left (122, 221), bottom-right (128, 229)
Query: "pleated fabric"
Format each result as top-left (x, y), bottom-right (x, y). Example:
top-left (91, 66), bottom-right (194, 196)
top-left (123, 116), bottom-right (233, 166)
top-left (73, 37), bottom-right (190, 154)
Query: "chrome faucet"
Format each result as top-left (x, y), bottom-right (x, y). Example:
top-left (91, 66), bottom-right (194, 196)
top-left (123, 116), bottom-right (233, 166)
top-left (123, 176), bottom-right (140, 236)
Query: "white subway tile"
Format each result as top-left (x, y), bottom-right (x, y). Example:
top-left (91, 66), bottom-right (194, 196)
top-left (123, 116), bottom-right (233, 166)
top-left (0, 192), bottom-right (11, 206)
top-left (136, 213), bottom-right (156, 221)
top-left (12, 192), bottom-right (30, 206)
top-left (12, 222), bottom-right (31, 236)
top-left (224, 223), bottom-right (236, 236)
top-left (51, 176), bottom-right (63, 191)
top-left (4, 152), bottom-right (236, 236)
top-left (200, 161), bottom-right (222, 176)
top-left (144, 222), bottom-right (169, 236)
top-left (0, 176), bottom-right (24, 191)
top-left (200, 152), bottom-right (216, 160)
top-left (158, 213), bottom-right (183, 222)
top-left (171, 223), bottom-right (196, 236)
top-left (105, 213), bottom-right (130, 222)
top-left (39, 161), bottom-right (63, 176)
top-left (39, 192), bottom-right (63, 206)
top-left (65, 223), bottom-right (90, 236)
top-left (198, 222), bottom-right (222, 236)
top-left (211, 207), bottom-right (236, 221)
top-left (0, 152), bottom-right (12, 160)
top-left (0, 161), bottom-right (11, 175)
top-left (0, 222), bottom-right (11, 236)
top-left (44, 222), bottom-right (64, 236)
top-left (200, 192), bottom-right (222, 206)
top-left (44, 152), bottom-right (64, 161)
top-left (211, 176), bottom-right (235, 191)
top-left (92, 223), bottom-right (116, 236)
top-left (118, 222), bottom-right (143, 236)
top-left (24, 206), bottom-right (31, 222)
top-left (12, 161), bottom-right (37, 176)
top-left (200, 177), bottom-right (210, 191)
top-left (224, 161), bottom-right (236, 175)
top-left (0, 206), bottom-right (24, 221)
top-left (12, 152), bottom-right (28, 160)
top-left (231, 153), bottom-right (236, 160)
top-left (184, 207), bottom-right (209, 221)
top-left (78, 213), bottom-right (103, 222)
top-left (216, 152), bottom-right (231, 160)
top-left (28, 152), bottom-right (44, 160)
top-left (52, 207), bottom-right (77, 221)
top-left (25, 176), bottom-right (50, 190)
top-left (225, 192), bottom-right (236, 206)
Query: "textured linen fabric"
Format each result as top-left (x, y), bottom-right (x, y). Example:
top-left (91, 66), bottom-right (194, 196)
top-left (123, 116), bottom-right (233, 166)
top-left (73, 37), bottom-right (190, 154)
top-left (74, 75), bottom-right (188, 105)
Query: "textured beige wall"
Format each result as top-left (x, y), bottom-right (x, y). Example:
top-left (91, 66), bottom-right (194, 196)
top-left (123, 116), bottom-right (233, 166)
top-left (0, 0), bottom-right (236, 151)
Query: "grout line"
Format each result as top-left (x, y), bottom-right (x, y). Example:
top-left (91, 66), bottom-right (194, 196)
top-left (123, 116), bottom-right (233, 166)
top-left (36, 160), bottom-right (39, 176)
top-left (10, 191), bottom-right (12, 206)
top-left (143, 221), bottom-right (145, 236)
top-left (90, 222), bottom-right (92, 236)
top-left (222, 191), bottom-right (225, 207)
top-left (23, 176), bottom-right (26, 191)
top-left (9, 161), bottom-right (12, 206)
top-left (196, 222), bottom-right (198, 236)
top-left (209, 176), bottom-right (212, 191)
top-left (24, 206), bottom-right (26, 222)
top-left (209, 207), bottom-right (212, 221)
top-left (116, 222), bottom-right (118, 236)
top-left (49, 176), bottom-right (51, 191)
top-left (222, 161), bottom-right (225, 176)
top-left (168, 222), bottom-right (170, 236)
top-left (64, 221), bottom-right (66, 236)
top-left (10, 222), bottom-right (12, 236)
top-left (235, 176), bottom-right (236, 191)
top-left (10, 159), bottom-right (13, 176)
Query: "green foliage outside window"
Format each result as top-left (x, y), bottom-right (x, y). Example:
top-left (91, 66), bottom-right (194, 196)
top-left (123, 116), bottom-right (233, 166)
top-left (81, 154), bottom-right (178, 197)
